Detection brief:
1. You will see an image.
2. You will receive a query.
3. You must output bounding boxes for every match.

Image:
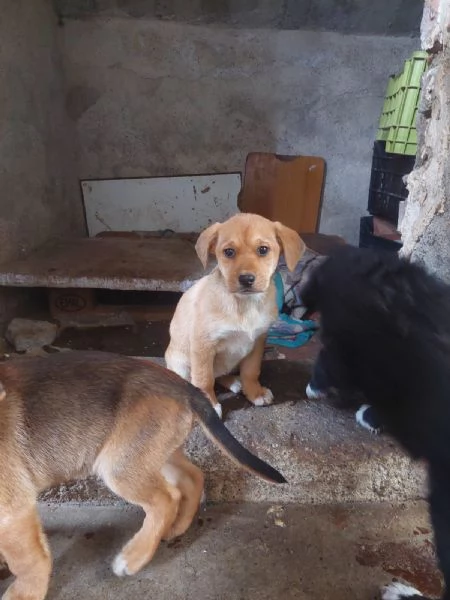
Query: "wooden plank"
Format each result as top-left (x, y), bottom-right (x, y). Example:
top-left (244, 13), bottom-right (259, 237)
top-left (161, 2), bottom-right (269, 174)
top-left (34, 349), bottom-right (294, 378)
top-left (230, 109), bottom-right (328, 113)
top-left (238, 153), bottom-right (325, 233)
top-left (82, 173), bottom-right (242, 237)
top-left (0, 237), bottom-right (205, 292)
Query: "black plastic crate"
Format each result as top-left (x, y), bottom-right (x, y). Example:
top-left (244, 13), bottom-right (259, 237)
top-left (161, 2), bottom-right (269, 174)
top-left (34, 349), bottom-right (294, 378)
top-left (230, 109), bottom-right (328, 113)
top-left (359, 216), bottom-right (402, 253)
top-left (368, 141), bottom-right (415, 224)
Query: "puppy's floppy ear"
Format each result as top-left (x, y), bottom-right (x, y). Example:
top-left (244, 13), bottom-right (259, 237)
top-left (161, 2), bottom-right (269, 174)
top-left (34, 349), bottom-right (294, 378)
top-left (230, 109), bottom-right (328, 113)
top-left (195, 222), bottom-right (221, 269)
top-left (274, 222), bottom-right (305, 272)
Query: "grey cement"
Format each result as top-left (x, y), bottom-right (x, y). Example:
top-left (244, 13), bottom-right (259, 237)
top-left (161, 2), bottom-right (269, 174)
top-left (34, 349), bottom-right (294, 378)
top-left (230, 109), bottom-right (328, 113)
top-left (53, 0), bottom-right (423, 36)
top-left (400, 1), bottom-right (450, 283)
top-left (61, 19), bottom-right (418, 243)
top-left (408, 207), bottom-right (450, 284)
top-left (0, 0), bottom-right (85, 263)
top-left (41, 360), bottom-right (427, 506)
top-left (0, 0), bottom-right (84, 320)
top-left (0, 501), bottom-right (440, 599)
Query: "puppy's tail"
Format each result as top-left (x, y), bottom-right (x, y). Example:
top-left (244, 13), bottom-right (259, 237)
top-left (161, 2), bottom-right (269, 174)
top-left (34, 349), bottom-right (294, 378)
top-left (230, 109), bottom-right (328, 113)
top-left (187, 388), bottom-right (287, 485)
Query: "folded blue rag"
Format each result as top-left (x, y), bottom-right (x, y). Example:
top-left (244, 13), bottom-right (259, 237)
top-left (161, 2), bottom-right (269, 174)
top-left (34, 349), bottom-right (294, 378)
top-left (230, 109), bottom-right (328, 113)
top-left (267, 271), bottom-right (318, 348)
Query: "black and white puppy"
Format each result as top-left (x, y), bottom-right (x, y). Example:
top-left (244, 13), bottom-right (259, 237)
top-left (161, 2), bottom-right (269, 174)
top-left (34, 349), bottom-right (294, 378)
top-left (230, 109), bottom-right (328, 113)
top-left (300, 245), bottom-right (450, 600)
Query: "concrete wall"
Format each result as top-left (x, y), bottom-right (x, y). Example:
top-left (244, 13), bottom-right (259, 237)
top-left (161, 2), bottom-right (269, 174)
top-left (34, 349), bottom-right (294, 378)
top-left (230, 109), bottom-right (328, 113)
top-left (61, 18), bottom-right (417, 242)
top-left (400, 0), bottom-right (450, 283)
top-left (0, 0), bottom-right (84, 270)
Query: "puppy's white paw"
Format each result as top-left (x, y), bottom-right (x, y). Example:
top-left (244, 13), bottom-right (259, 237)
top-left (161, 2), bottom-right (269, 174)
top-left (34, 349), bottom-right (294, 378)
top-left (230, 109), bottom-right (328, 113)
top-left (200, 489), bottom-right (206, 505)
top-left (112, 553), bottom-right (131, 577)
top-left (305, 382), bottom-right (327, 400)
top-left (213, 403), bottom-right (223, 419)
top-left (355, 404), bottom-right (380, 434)
top-left (229, 378), bottom-right (242, 394)
top-left (253, 388), bottom-right (274, 407)
top-left (381, 582), bottom-right (422, 599)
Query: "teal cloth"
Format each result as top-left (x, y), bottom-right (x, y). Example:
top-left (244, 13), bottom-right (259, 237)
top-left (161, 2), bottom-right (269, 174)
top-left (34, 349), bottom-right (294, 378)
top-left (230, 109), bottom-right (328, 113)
top-left (267, 272), bottom-right (318, 348)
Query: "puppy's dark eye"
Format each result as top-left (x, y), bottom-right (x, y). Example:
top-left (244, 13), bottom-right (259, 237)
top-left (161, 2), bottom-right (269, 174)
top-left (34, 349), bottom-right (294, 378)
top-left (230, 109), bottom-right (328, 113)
top-left (223, 248), bottom-right (236, 258)
top-left (257, 246), bottom-right (269, 256)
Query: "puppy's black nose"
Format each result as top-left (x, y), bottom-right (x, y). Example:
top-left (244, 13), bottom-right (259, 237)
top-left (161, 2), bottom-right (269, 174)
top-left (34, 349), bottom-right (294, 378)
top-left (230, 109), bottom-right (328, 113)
top-left (239, 273), bottom-right (256, 287)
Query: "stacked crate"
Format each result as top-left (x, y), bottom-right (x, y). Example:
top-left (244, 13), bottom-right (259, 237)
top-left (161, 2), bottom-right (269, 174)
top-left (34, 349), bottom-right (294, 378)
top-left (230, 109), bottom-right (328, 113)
top-left (359, 51), bottom-right (428, 252)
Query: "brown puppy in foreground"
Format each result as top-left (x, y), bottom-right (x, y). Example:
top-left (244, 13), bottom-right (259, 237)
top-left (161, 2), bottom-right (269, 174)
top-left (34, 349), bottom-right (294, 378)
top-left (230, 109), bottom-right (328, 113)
top-left (0, 350), bottom-right (284, 600)
top-left (165, 213), bottom-right (305, 418)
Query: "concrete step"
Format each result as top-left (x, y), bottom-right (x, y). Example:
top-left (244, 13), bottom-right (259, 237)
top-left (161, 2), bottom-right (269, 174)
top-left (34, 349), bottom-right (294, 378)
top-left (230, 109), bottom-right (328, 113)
top-left (41, 360), bottom-right (426, 505)
top-left (0, 236), bottom-right (203, 292)
top-left (2, 501), bottom-right (439, 599)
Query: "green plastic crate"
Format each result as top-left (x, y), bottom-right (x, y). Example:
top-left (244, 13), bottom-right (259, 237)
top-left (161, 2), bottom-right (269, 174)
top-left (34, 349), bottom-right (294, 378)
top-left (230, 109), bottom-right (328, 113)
top-left (377, 75), bottom-right (404, 139)
top-left (376, 51), bottom-right (428, 156)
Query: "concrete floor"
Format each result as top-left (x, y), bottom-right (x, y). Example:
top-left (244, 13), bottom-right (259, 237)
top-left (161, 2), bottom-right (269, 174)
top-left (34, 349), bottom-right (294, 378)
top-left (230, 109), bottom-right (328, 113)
top-left (38, 356), bottom-right (425, 506)
top-left (0, 502), bottom-right (441, 600)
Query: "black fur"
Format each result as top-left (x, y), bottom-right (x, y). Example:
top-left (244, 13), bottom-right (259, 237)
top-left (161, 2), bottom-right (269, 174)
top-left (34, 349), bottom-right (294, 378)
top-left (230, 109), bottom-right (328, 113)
top-left (300, 246), bottom-right (450, 600)
top-left (308, 346), bottom-right (385, 432)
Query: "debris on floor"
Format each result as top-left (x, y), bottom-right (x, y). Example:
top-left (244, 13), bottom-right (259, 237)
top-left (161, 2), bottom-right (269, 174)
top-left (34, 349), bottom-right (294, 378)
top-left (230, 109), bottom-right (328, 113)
top-left (267, 504), bottom-right (287, 527)
top-left (5, 318), bottom-right (58, 352)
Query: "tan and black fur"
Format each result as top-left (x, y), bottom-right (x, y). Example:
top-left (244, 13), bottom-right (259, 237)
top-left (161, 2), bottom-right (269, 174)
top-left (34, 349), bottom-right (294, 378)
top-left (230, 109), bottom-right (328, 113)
top-left (0, 350), bottom-right (284, 600)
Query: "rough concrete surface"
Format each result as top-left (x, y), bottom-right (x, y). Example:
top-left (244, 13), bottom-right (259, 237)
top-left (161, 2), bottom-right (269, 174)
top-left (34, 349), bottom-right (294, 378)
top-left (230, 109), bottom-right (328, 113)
top-left (0, 0), bottom-right (84, 264)
top-left (0, 501), bottom-right (441, 600)
top-left (400, 0), bottom-right (450, 283)
top-left (41, 360), bottom-right (426, 506)
top-left (61, 19), bottom-right (418, 243)
top-left (420, 0), bottom-right (449, 50)
top-left (0, 237), bottom-right (205, 292)
top-left (54, 0), bottom-right (423, 36)
top-left (0, 0), bottom-right (84, 323)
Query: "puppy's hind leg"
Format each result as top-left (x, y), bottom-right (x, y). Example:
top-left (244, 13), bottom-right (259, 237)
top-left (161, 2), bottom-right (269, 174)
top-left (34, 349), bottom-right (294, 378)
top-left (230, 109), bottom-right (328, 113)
top-left (381, 581), bottom-right (424, 599)
top-left (306, 348), bottom-right (332, 400)
top-left (105, 472), bottom-right (181, 577)
top-left (190, 347), bottom-right (222, 418)
top-left (381, 461), bottom-right (450, 600)
top-left (217, 374), bottom-right (242, 395)
top-left (0, 503), bottom-right (52, 600)
top-left (164, 348), bottom-right (190, 382)
top-left (161, 449), bottom-right (205, 540)
top-left (427, 462), bottom-right (450, 600)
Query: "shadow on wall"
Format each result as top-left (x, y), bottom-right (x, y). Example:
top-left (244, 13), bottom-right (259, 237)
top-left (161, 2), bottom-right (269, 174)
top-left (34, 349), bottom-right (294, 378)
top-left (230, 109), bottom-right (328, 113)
top-left (54, 0), bottom-right (423, 36)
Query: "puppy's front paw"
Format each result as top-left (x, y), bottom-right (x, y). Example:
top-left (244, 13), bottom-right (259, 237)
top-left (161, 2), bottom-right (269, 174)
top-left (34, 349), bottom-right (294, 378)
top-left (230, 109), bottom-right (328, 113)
top-left (305, 382), bottom-right (327, 400)
top-left (355, 404), bottom-right (381, 434)
top-left (112, 553), bottom-right (131, 577)
top-left (213, 403), bottom-right (223, 419)
top-left (381, 582), bottom-right (423, 599)
top-left (252, 387), bottom-right (274, 407)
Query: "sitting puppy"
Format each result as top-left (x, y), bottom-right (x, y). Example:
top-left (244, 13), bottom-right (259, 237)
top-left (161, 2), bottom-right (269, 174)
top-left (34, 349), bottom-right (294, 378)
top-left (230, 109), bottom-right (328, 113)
top-left (300, 245), bottom-right (450, 600)
top-left (0, 350), bottom-right (284, 600)
top-left (165, 213), bottom-right (305, 417)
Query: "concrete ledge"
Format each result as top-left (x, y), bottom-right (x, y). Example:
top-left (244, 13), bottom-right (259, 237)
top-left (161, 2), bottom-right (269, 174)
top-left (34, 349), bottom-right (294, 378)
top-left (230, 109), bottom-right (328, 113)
top-left (40, 361), bottom-right (426, 505)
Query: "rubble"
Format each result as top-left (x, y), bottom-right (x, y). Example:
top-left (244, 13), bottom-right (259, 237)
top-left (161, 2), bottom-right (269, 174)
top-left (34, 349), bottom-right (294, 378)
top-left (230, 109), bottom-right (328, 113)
top-left (5, 318), bottom-right (58, 352)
